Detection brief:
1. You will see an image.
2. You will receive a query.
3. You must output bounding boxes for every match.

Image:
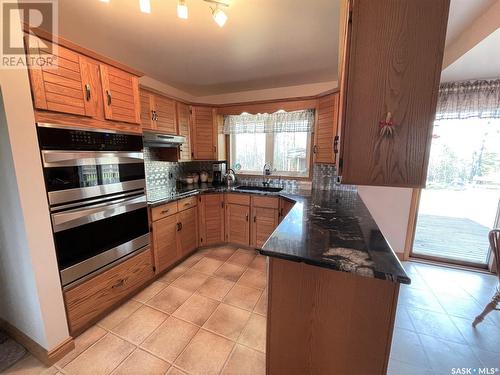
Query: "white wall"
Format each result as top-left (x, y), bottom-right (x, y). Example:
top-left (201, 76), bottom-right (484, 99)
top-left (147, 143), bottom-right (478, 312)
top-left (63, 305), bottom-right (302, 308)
top-left (357, 186), bottom-right (413, 256)
top-left (0, 8), bottom-right (70, 350)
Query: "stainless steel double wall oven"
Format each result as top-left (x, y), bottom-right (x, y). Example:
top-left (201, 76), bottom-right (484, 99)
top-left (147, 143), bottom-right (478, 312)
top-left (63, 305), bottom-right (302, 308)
top-left (37, 124), bottom-right (150, 287)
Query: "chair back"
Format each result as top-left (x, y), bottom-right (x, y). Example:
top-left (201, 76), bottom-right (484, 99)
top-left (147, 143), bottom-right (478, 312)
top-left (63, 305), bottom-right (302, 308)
top-left (489, 229), bottom-right (500, 280)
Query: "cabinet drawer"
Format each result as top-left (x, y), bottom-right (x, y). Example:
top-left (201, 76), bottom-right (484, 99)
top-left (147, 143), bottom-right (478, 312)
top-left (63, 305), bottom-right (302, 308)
top-left (151, 201), bottom-right (178, 221)
top-left (252, 196), bottom-right (279, 209)
top-left (226, 193), bottom-right (250, 206)
top-left (64, 249), bottom-right (154, 334)
top-left (177, 196), bottom-right (197, 212)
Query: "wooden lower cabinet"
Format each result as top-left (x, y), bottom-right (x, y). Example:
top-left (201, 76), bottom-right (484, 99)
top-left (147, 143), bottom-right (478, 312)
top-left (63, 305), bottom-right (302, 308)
top-left (278, 198), bottom-right (295, 223)
top-left (266, 257), bottom-right (399, 375)
top-left (198, 194), bottom-right (225, 246)
top-left (251, 206), bottom-right (279, 248)
top-left (152, 214), bottom-right (181, 273)
top-left (178, 207), bottom-right (198, 256)
top-left (225, 203), bottom-right (250, 246)
top-left (64, 249), bottom-right (154, 335)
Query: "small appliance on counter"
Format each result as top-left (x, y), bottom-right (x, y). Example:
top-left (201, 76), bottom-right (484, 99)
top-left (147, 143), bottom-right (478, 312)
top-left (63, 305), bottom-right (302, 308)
top-left (212, 162), bottom-right (227, 185)
top-left (200, 171), bottom-right (209, 183)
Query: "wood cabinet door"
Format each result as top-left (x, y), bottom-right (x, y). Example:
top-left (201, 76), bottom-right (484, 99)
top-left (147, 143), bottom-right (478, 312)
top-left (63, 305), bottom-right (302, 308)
top-left (191, 106), bottom-right (216, 160)
top-left (251, 207), bottom-right (279, 248)
top-left (278, 198), bottom-right (295, 223)
top-left (99, 64), bottom-right (141, 125)
top-left (79, 57), bottom-right (104, 120)
top-left (27, 39), bottom-right (91, 117)
top-left (177, 102), bottom-right (192, 161)
top-left (152, 214), bottom-right (181, 273)
top-left (198, 194), bottom-right (225, 246)
top-left (338, 0), bottom-right (449, 187)
top-left (226, 203), bottom-right (250, 246)
top-left (178, 207), bottom-right (198, 256)
top-left (314, 93), bottom-right (339, 164)
top-left (140, 90), bottom-right (155, 130)
top-left (154, 94), bottom-right (177, 134)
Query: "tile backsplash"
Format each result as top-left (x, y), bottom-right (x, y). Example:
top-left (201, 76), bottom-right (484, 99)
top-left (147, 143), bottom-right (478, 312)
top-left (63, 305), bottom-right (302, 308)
top-left (144, 148), bottom-right (347, 193)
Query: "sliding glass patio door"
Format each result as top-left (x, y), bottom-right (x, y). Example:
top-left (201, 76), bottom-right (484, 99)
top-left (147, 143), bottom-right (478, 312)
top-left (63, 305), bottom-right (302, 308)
top-left (411, 118), bottom-right (500, 267)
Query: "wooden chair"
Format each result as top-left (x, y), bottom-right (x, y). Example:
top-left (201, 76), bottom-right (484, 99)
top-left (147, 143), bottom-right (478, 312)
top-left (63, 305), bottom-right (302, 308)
top-left (472, 229), bottom-right (500, 327)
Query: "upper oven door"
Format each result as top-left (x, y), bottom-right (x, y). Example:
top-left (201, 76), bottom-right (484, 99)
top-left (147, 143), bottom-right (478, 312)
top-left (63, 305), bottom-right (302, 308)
top-left (42, 150), bottom-right (145, 206)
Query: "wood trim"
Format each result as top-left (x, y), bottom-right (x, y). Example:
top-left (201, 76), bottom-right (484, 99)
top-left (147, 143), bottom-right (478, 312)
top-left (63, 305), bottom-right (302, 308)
top-left (23, 24), bottom-right (143, 77)
top-left (217, 99), bottom-right (319, 116)
top-left (0, 318), bottom-right (74, 366)
top-left (403, 188), bottom-right (421, 261)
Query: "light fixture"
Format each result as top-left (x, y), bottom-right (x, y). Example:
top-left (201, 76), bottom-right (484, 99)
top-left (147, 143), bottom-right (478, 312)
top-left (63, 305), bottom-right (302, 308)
top-left (99, 0), bottom-right (109, 3)
top-left (204, 0), bottom-right (229, 27)
top-left (177, 0), bottom-right (188, 19)
top-left (139, 0), bottom-right (151, 13)
top-left (212, 6), bottom-right (227, 27)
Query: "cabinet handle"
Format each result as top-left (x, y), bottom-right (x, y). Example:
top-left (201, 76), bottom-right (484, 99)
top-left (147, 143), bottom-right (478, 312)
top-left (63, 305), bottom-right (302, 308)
top-left (213, 145), bottom-right (216, 153)
top-left (246, 213), bottom-right (249, 221)
top-left (334, 135), bottom-right (339, 154)
top-left (253, 215), bottom-right (256, 223)
top-left (177, 222), bottom-right (182, 231)
top-left (221, 202), bottom-right (224, 209)
top-left (280, 208), bottom-right (284, 216)
top-left (155, 111), bottom-right (159, 121)
top-left (84, 84), bottom-right (91, 101)
top-left (151, 110), bottom-right (155, 121)
top-left (184, 202), bottom-right (190, 207)
top-left (161, 209), bottom-right (170, 214)
top-left (106, 90), bottom-right (112, 106)
top-left (313, 145), bottom-right (318, 154)
top-left (111, 278), bottom-right (125, 289)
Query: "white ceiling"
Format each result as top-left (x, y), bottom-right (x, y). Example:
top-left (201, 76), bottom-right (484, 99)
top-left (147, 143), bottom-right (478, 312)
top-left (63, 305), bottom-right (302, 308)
top-left (56, 0), bottom-right (498, 96)
top-left (57, 0), bottom-right (339, 96)
top-left (441, 28), bottom-right (500, 82)
top-left (445, 0), bottom-right (496, 46)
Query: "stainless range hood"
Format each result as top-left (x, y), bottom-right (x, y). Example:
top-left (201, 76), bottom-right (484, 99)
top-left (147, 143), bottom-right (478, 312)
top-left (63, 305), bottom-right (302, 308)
top-left (143, 132), bottom-right (185, 148)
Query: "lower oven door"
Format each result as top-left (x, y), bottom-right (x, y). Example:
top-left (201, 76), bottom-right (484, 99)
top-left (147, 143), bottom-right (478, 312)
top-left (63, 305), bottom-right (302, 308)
top-left (51, 194), bottom-right (150, 286)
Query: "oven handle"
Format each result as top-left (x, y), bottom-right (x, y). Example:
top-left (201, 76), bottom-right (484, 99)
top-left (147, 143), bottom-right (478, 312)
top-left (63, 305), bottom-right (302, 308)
top-left (42, 150), bottom-right (144, 167)
top-left (52, 195), bottom-right (146, 233)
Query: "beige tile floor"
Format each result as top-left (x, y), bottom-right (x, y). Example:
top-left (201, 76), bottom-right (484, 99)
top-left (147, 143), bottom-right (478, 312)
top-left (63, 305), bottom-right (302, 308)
top-left (5, 249), bottom-right (500, 375)
top-left (5, 246), bottom-right (266, 375)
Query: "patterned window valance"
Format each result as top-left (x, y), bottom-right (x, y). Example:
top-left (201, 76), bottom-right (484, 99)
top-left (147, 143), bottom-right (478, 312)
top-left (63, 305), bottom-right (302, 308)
top-left (436, 80), bottom-right (500, 120)
top-left (223, 109), bottom-right (315, 134)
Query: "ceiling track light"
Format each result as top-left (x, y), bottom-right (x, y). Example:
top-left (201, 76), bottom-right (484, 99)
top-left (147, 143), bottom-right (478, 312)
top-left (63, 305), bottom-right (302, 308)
top-left (139, 0), bottom-right (151, 13)
top-left (99, 0), bottom-right (229, 27)
top-left (177, 0), bottom-right (188, 19)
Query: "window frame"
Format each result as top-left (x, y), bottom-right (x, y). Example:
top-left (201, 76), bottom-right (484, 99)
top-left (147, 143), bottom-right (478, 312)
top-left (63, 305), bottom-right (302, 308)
top-left (229, 131), bottom-right (314, 179)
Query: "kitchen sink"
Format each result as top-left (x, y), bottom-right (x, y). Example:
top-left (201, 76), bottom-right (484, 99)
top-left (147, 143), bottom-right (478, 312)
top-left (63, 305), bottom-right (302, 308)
top-left (235, 185), bottom-right (283, 193)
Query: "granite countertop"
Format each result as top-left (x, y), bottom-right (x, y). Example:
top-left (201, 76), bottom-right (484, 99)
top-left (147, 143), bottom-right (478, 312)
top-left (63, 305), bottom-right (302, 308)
top-left (146, 184), bottom-right (410, 284)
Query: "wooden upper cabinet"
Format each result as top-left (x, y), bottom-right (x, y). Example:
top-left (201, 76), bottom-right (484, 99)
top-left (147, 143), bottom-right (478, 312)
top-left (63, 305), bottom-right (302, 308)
top-left (140, 90), bottom-right (155, 130)
top-left (337, 0), bottom-right (450, 187)
top-left (198, 194), bottom-right (225, 246)
top-left (154, 95), bottom-right (176, 133)
top-left (314, 93), bottom-right (339, 164)
top-left (27, 39), bottom-right (90, 116)
top-left (225, 202), bottom-right (250, 247)
top-left (140, 89), bottom-right (177, 134)
top-left (178, 207), bottom-right (198, 256)
top-left (99, 64), bottom-right (141, 125)
top-left (177, 102), bottom-right (192, 161)
top-left (191, 106), bottom-right (216, 160)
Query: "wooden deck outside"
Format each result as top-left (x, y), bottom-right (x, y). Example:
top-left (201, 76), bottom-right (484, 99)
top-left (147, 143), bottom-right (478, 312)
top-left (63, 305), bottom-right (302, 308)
top-left (413, 214), bottom-right (491, 265)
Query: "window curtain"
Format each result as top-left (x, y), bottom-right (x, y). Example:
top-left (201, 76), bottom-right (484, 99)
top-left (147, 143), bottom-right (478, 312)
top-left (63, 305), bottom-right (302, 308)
top-left (436, 79), bottom-right (500, 120)
top-left (223, 109), bottom-right (315, 134)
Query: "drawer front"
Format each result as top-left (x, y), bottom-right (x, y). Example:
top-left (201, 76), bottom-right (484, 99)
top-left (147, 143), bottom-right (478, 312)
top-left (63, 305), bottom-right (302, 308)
top-left (252, 196), bottom-right (279, 209)
top-left (151, 201), bottom-right (178, 221)
top-left (177, 196), bottom-right (197, 212)
top-left (64, 249), bottom-right (154, 334)
top-left (226, 193), bottom-right (250, 206)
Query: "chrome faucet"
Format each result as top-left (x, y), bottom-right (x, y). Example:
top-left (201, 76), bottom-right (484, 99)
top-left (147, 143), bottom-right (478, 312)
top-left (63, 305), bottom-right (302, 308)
top-left (263, 164), bottom-right (272, 187)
